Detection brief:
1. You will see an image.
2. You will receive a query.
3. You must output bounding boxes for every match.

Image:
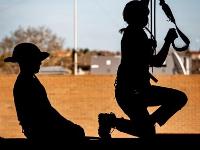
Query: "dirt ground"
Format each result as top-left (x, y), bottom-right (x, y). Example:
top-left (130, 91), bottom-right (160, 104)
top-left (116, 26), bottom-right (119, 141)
top-left (0, 75), bottom-right (200, 138)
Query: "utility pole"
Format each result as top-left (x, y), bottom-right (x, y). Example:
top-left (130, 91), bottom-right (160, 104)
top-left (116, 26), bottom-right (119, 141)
top-left (73, 0), bottom-right (78, 75)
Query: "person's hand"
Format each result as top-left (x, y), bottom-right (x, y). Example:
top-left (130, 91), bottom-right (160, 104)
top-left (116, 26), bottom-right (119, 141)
top-left (165, 28), bottom-right (178, 43)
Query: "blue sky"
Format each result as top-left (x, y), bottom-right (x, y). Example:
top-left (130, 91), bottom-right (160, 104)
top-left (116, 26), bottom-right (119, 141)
top-left (0, 0), bottom-right (200, 51)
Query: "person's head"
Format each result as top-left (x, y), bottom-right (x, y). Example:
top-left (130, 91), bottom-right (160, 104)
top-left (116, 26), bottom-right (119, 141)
top-left (123, 0), bottom-right (150, 28)
top-left (4, 43), bottom-right (49, 74)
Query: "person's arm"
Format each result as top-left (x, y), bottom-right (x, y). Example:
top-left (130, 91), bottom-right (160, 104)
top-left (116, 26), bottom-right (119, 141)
top-left (151, 28), bottom-right (178, 67)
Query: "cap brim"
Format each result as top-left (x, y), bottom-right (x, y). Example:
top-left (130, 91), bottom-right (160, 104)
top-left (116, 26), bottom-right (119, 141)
top-left (4, 52), bottom-right (49, 63)
top-left (40, 52), bottom-right (49, 61)
top-left (4, 57), bottom-right (17, 63)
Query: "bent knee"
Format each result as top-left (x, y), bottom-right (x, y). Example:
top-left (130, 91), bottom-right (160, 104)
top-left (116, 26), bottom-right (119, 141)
top-left (177, 91), bottom-right (188, 108)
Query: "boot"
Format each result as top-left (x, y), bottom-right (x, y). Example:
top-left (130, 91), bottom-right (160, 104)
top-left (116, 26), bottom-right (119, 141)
top-left (98, 113), bottom-right (116, 140)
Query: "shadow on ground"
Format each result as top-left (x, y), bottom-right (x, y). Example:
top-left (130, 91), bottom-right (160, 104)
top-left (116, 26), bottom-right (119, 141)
top-left (0, 134), bottom-right (200, 148)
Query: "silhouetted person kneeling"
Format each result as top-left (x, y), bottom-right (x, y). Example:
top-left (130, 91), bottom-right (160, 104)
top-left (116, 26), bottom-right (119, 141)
top-left (98, 0), bottom-right (187, 139)
top-left (4, 43), bottom-right (85, 144)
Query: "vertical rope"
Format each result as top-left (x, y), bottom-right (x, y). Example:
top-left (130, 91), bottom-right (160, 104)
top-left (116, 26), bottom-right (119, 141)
top-left (154, 0), bottom-right (156, 41)
top-left (150, 0), bottom-right (154, 73)
top-left (150, 0), bottom-right (153, 36)
top-left (154, 0), bottom-right (157, 58)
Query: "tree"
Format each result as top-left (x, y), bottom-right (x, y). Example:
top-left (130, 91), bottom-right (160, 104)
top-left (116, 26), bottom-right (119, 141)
top-left (0, 26), bottom-right (64, 53)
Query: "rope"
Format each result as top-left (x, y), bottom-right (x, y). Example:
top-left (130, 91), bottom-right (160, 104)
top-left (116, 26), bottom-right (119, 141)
top-left (160, 0), bottom-right (190, 51)
top-left (149, 0), bottom-right (157, 74)
top-left (154, 0), bottom-right (156, 43)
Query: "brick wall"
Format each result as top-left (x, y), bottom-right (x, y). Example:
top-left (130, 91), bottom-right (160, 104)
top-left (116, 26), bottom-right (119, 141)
top-left (0, 75), bottom-right (200, 138)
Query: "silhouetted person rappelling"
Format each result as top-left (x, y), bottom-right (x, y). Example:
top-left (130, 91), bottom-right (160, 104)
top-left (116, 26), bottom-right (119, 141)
top-left (4, 43), bottom-right (85, 144)
top-left (98, 0), bottom-right (188, 139)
